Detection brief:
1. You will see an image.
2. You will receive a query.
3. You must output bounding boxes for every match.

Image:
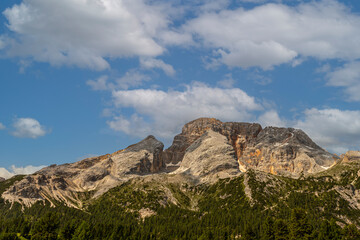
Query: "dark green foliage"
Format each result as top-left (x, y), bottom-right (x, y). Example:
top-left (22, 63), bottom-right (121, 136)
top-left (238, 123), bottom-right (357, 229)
top-left (1, 172), bottom-right (360, 239)
top-left (289, 208), bottom-right (312, 240)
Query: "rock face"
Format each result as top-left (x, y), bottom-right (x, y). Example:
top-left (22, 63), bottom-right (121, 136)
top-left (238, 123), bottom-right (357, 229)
top-left (1, 117), bottom-right (339, 208)
top-left (341, 151), bottom-right (360, 163)
top-left (0, 177), bottom-right (5, 182)
top-left (165, 118), bottom-right (336, 178)
top-left (173, 130), bottom-right (240, 183)
top-left (238, 127), bottom-right (337, 177)
top-left (163, 118), bottom-right (262, 165)
top-left (2, 135), bottom-right (165, 208)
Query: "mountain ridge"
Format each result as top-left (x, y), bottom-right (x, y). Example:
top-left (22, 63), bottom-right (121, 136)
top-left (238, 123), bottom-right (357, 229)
top-left (1, 118), bottom-right (360, 239)
top-left (1, 117), bottom-right (340, 209)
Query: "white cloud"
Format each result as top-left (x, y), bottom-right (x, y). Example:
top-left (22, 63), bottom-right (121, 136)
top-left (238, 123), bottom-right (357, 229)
top-left (258, 110), bottom-right (287, 127)
top-left (248, 72), bottom-right (272, 85)
top-left (0, 165), bottom-right (46, 179)
top-left (108, 82), bottom-right (262, 139)
top-left (2, 0), bottom-right (172, 70)
top-left (3, 0), bottom-right (360, 72)
top-left (326, 61), bottom-right (360, 101)
top-left (0, 123), bottom-right (5, 130)
top-left (184, 0), bottom-right (360, 69)
top-left (115, 70), bottom-right (150, 90)
top-left (87, 70), bottom-right (150, 91)
top-left (140, 58), bottom-right (175, 76)
top-left (11, 118), bottom-right (48, 139)
top-left (316, 63), bottom-right (331, 73)
top-left (295, 108), bottom-right (360, 154)
top-left (87, 75), bottom-right (109, 91)
top-left (217, 73), bottom-right (235, 88)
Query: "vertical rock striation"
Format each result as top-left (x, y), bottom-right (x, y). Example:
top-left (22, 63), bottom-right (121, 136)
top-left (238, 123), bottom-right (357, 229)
top-left (164, 118), bottom-right (337, 178)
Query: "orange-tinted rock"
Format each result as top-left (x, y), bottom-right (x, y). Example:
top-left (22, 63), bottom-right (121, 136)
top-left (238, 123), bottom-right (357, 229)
top-left (164, 118), bottom-right (337, 177)
top-left (163, 118), bottom-right (262, 165)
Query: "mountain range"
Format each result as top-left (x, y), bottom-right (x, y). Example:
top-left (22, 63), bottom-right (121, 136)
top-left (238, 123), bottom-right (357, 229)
top-left (1, 118), bottom-right (360, 239)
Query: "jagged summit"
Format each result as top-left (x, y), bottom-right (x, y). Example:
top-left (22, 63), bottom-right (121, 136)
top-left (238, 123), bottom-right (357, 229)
top-left (1, 117), bottom-right (339, 208)
top-left (163, 118), bottom-right (262, 165)
top-left (164, 117), bottom-right (336, 177)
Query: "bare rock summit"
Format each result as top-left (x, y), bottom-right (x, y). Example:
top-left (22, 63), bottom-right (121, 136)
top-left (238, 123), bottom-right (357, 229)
top-left (173, 130), bottom-right (240, 183)
top-left (164, 118), bottom-right (337, 178)
top-left (1, 117), bottom-right (339, 208)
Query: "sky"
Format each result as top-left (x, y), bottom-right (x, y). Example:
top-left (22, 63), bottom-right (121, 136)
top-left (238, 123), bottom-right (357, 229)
top-left (1, 0), bottom-right (360, 178)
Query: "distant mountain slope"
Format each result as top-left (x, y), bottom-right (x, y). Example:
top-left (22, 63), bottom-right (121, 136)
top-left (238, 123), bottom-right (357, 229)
top-left (1, 118), bottom-right (339, 209)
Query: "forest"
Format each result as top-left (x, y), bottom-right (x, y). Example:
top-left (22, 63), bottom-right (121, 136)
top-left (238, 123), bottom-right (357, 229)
top-left (1, 171), bottom-right (360, 240)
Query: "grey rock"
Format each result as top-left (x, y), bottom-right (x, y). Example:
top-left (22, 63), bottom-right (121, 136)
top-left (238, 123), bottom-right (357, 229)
top-left (174, 130), bottom-right (240, 183)
top-left (2, 135), bottom-right (166, 208)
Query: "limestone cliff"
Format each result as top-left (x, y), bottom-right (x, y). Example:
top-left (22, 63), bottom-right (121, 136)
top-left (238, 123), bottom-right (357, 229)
top-left (173, 130), bottom-right (240, 183)
top-left (162, 118), bottom-right (262, 166)
top-left (2, 118), bottom-right (339, 208)
top-left (238, 127), bottom-right (337, 177)
top-left (165, 118), bottom-right (336, 177)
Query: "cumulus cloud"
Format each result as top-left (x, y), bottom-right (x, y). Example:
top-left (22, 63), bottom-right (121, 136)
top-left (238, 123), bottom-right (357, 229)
top-left (11, 118), bottom-right (48, 139)
top-left (0, 165), bottom-right (46, 179)
top-left (108, 82), bottom-right (262, 139)
top-left (295, 108), bottom-right (360, 154)
top-left (87, 75), bottom-right (109, 91)
top-left (0, 123), bottom-right (5, 130)
top-left (140, 58), bottom-right (175, 76)
top-left (184, 0), bottom-right (360, 69)
top-left (3, 0), bottom-right (360, 72)
top-left (326, 61), bottom-right (360, 101)
top-left (87, 70), bottom-right (150, 91)
top-left (258, 110), bottom-right (287, 127)
top-left (2, 0), bottom-right (172, 70)
top-left (217, 74), bottom-right (235, 88)
top-left (115, 70), bottom-right (151, 90)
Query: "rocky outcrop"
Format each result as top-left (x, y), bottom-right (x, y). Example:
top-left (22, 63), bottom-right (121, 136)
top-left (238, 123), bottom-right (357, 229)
top-left (165, 118), bottom-right (336, 178)
top-left (1, 118), bottom-right (339, 208)
top-left (163, 118), bottom-right (262, 166)
top-left (341, 151), bottom-right (360, 163)
top-left (173, 130), bottom-right (240, 183)
top-left (0, 177), bottom-right (5, 182)
top-left (2, 135), bottom-right (165, 208)
top-left (238, 127), bottom-right (337, 177)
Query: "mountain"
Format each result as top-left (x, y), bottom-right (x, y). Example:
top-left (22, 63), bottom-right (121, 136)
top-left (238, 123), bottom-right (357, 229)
top-left (2, 135), bottom-right (165, 208)
top-left (164, 118), bottom-right (337, 177)
top-left (2, 118), bottom-right (338, 208)
top-left (0, 118), bottom-right (360, 239)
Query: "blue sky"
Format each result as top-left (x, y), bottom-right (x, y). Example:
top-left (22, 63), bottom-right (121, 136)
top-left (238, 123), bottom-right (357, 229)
top-left (1, 0), bottom-right (360, 178)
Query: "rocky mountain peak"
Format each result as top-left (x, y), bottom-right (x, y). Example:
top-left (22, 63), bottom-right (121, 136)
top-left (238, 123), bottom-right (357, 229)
top-left (181, 118), bottom-right (223, 135)
top-left (164, 118), bottom-right (336, 178)
top-left (257, 127), bottom-right (323, 150)
top-left (162, 118), bottom-right (262, 165)
top-left (342, 151), bottom-right (360, 163)
top-left (1, 117), bottom-right (340, 208)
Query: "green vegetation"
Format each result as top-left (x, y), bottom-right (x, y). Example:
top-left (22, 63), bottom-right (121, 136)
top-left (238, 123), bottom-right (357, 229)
top-left (1, 170), bottom-right (360, 239)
